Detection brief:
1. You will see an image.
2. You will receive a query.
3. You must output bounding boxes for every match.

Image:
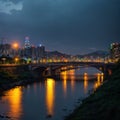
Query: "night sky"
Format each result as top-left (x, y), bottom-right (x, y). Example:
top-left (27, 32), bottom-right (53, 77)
top-left (0, 0), bottom-right (120, 55)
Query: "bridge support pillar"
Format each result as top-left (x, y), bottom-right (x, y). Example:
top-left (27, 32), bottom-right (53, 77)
top-left (43, 66), bottom-right (53, 77)
top-left (47, 66), bottom-right (52, 76)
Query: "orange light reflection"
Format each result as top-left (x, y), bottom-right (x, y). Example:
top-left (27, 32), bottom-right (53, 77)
top-left (83, 73), bottom-right (88, 93)
top-left (2, 87), bottom-right (22, 119)
top-left (94, 73), bottom-right (104, 90)
top-left (69, 69), bottom-right (75, 92)
top-left (46, 78), bottom-right (55, 115)
top-left (61, 71), bottom-right (67, 96)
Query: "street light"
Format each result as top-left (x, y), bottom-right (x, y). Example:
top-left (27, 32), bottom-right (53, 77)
top-left (15, 57), bottom-right (19, 64)
top-left (12, 42), bottom-right (19, 50)
top-left (12, 42), bottom-right (19, 57)
top-left (13, 43), bottom-right (18, 48)
top-left (2, 57), bottom-right (6, 64)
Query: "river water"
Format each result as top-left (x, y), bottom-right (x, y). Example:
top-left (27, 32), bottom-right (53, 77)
top-left (0, 67), bottom-right (104, 120)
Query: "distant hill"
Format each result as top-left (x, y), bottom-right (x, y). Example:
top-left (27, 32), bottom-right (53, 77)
top-left (46, 50), bottom-right (109, 58)
top-left (46, 51), bottom-right (70, 58)
top-left (76, 50), bottom-right (109, 58)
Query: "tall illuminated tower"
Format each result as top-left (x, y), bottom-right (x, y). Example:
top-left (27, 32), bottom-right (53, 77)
top-left (24, 36), bottom-right (30, 48)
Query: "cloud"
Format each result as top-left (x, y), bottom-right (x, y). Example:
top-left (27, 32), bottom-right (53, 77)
top-left (0, 0), bottom-right (23, 14)
top-left (0, 0), bottom-right (119, 54)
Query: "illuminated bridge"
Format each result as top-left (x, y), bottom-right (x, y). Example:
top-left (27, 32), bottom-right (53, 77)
top-left (0, 62), bottom-right (115, 78)
top-left (28, 62), bottom-right (115, 77)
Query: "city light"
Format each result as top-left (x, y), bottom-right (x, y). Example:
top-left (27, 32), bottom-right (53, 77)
top-left (12, 42), bottom-right (19, 49)
top-left (0, 41), bottom-right (119, 64)
top-left (46, 78), bottom-right (55, 116)
top-left (15, 57), bottom-right (19, 62)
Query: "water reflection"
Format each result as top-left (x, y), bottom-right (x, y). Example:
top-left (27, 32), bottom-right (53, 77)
top-left (61, 68), bottom-right (104, 94)
top-left (46, 78), bottom-right (55, 116)
top-left (101, 73), bottom-right (104, 82)
top-left (61, 71), bottom-right (67, 96)
top-left (69, 69), bottom-right (75, 92)
top-left (0, 67), bottom-right (105, 120)
top-left (2, 87), bottom-right (22, 119)
top-left (83, 73), bottom-right (88, 93)
top-left (94, 73), bottom-right (104, 90)
top-left (61, 69), bottom-right (76, 95)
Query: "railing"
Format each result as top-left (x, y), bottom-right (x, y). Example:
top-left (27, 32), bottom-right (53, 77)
top-left (0, 61), bottom-right (115, 67)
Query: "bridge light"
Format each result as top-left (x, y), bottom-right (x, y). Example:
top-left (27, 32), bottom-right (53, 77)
top-left (14, 57), bottom-right (19, 64)
top-left (101, 73), bottom-right (104, 76)
top-left (84, 73), bottom-right (88, 76)
top-left (97, 73), bottom-right (101, 77)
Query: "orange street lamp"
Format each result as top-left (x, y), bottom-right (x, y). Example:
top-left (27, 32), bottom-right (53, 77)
top-left (12, 42), bottom-right (19, 57)
top-left (13, 43), bottom-right (19, 49)
top-left (15, 57), bottom-right (19, 64)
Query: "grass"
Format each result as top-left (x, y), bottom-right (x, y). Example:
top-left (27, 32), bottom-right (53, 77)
top-left (0, 70), bottom-right (35, 92)
top-left (65, 62), bottom-right (120, 120)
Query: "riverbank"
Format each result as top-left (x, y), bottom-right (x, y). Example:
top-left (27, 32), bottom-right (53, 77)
top-left (65, 62), bottom-right (120, 120)
top-left (0, 70), bottom-right (41, 94)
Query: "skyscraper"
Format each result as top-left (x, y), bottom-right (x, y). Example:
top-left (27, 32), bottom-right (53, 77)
top-left (36, 44), bottom-right (45, 59)
top-left (110, 43), bottom-right (120, 61)
top-left (24, 36), bottom-right (31, 58)
top-left (0, 38), bottom-right (11, 56)
top-left (24, 36), bottom-right (30, 48)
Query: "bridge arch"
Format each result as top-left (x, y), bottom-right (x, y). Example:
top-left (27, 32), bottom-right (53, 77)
top-left (29, 62), bottom-right (115, 78)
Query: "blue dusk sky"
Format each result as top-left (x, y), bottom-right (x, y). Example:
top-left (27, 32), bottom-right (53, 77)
top-left (0, 0), bottom-right (120, 55)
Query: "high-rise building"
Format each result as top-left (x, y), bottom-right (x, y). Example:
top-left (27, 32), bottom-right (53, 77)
top-left (25, 36), bottom-right (31, 48)
top-left (24, 36), bottom-right (31, 58)
top-left (110, 43), bottom-right (120, 61)
top-left (31, 45), bottom-right (36, 59)
top-left (0, 43), bottom-right (12, 56)
top-left (36, 44), bottom-right (45, 59)
top-left (0, 38), bottom-right (12, 56)
top-left (24, 47), bottom-right (31, 58)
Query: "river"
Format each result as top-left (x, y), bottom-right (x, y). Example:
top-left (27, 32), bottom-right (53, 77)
top-left (0, 67), bottom-right (104, 120)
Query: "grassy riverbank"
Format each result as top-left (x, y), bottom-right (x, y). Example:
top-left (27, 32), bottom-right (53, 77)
top-left (0, 70), bottom-right (38, 93)
top-left (65, 62), bottom-right (120, 120)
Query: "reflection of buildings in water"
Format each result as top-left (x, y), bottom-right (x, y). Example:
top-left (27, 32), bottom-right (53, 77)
top-left (61, 69), bottom-right (76, 94)
top-left (46, 78), bottom-right (55, 115)
top-left (2, 87), bottom-right (22, 119)
top-left (94, 73), bottom-right (104, 90)
top-left (83, 73), bottom-right (88, 93)
top-left (84, 73), bottom-right (88, 80)
top-left (61, 71), bottom-right (67, 96)
top-left (97, 73), bottom-right (101, 82)
top-left (69, 69), bottom-right (75, 92)
top-left (63, 79), bottom-right (67, 96)
top-left (83, 72), bottom-right (104, 92)
top-left (101, 73), bottom-right (104, 82)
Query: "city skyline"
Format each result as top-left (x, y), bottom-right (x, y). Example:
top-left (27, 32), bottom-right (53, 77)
top-left (0, 0), bottom-right (120, 55)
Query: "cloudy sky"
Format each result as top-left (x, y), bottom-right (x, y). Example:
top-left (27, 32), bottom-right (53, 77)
top-left (0, 0), bottom-right (120, 54)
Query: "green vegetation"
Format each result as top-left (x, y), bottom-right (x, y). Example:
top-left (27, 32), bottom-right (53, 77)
top-left (0, 70), bottom-right (35, 92)
top-left (65, 63), bottom-right (120, 120)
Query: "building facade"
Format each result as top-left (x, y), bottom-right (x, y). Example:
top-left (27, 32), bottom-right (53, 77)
top-left (0, 43), bottom-right (12, 56)
top-left (110, 43), bottom-right (120, 62)
top-left (36, 45), bottom-right (45, 59)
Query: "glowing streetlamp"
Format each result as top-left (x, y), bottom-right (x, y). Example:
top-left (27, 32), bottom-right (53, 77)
top-left (2, 57), bottom-right (6, 64)
top-left (13, 43), bottom-right (18, 49)
top-left (15, 57), bottom-right (19, 64)
top-left (12, 42), bottom-right (19, 57)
